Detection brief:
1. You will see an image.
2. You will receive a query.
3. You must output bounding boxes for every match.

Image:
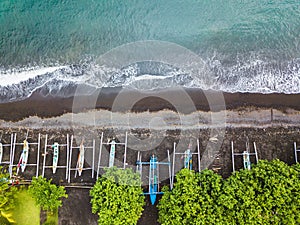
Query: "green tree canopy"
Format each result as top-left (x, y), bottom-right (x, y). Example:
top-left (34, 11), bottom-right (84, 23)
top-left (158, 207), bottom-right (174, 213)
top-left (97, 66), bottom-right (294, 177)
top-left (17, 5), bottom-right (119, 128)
top-left (0, 167), bottom-right (16, 224)
top-left (28, 176), bottom-right (67, 213)
top-left (90, 167), bottom-right (145, 225)
top-left (158, 160), bottom-right (300, 225)
top-left (158, 169), bottom-right (224, 225)
top-left (221, 159), bottom-right (300, 224)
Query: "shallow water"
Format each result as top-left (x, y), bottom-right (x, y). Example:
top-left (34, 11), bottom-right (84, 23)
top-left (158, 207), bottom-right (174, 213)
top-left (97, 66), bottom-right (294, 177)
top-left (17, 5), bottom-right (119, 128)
top-left (0, 0), bottom-right (300, 101)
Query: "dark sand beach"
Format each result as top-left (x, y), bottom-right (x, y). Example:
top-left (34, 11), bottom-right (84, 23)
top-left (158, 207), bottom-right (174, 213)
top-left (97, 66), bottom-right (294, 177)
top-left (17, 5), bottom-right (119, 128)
top-left (0, 88), bottom-right (300, 121)
top-left (0, 88), bottom-right (299, 225)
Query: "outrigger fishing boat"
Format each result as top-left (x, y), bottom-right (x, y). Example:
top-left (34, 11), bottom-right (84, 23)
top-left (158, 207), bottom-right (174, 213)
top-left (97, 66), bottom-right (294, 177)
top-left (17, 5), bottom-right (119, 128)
top-left (77, 142), bottom-right (85, 176)
top-left (109, 139), bottom-right (116, 168)
top-left (149, 155), bottom-right (160, 205)
top-left (0, 143), bottom-right (3, 164)
top-left (243, 151), bottom-right (251, 170)
top-left (136, 152), bottom-right (171, 205)
top-left (184, 143), bottom-right (193, 170)
top-left (231, 138), bottom-right (258, 172)
top-left (17, 140), bottom-right (29, 174)
top-left (52, 142), bottom-right (59, 174)
top-left (243, 140), bottom-right (252, 170)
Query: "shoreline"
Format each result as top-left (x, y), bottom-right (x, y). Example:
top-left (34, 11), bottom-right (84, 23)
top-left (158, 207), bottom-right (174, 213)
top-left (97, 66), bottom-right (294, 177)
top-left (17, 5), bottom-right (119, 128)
top-left (0, 88), bottom-right (300, 121)
top-left (0, 108), bottom-right (299, 130)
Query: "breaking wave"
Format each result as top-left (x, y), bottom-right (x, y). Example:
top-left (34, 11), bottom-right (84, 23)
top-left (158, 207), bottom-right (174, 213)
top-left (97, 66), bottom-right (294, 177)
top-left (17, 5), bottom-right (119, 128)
top-left (0, 57), bottom-right (299, 103)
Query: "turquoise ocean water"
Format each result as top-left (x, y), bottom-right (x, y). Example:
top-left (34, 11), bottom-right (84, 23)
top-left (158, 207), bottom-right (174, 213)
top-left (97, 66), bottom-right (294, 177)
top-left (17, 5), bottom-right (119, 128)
top-left (0, 0), bottom-right (300, 102)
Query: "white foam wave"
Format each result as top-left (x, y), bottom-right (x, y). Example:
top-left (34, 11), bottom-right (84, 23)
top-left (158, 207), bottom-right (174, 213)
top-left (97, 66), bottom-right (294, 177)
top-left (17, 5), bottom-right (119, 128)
top-left (0, 57), bottom-right (300, 103)
top-left (134, 74), bottom-right (173, 81)
top-left (208, 57), bottom-right (300, 93)
top-left (0, 66), bottom-right (67, 86)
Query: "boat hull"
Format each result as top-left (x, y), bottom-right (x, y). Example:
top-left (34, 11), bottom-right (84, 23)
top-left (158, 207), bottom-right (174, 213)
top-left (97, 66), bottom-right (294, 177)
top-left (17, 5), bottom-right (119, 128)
top-left (52, 143), bottom-right (59, 174)
top-left (149, 155), bottom-right (158, 205)
top-left (78, 144), bottom-right (85, 176)
top-left (19, 140), bottom-right (29, 173)
top-left (109, 140), bottom-right (116, 167)
top-left (149, 184), bottom-right (158, 205)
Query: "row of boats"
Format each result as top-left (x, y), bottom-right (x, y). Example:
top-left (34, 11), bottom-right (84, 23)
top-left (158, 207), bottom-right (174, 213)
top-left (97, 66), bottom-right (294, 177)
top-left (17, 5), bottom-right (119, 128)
top-left (0, 140), bottom-right (85, 176)
top-left (0, 134), bottom-right (267, 206)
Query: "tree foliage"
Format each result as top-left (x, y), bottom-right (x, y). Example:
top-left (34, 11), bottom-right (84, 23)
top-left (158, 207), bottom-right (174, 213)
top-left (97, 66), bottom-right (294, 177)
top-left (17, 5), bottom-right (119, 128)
top-left (158, 169), bottom-right (224, 225)
top-left (221, 160), bottom-right (300, 224)
top-left (28, 176), bottom-right (67, 213)
top-left (158, 160), bottom-right (300, 225)
top-left (0, 167), bottom-right (16, 224)
top-left (90, 167), bottom-right (145, 225)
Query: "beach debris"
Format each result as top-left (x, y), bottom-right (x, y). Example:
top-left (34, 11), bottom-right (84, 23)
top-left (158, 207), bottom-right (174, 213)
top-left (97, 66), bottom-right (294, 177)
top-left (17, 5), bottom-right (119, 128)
top-left (209, 136), bottom-right (218, 143)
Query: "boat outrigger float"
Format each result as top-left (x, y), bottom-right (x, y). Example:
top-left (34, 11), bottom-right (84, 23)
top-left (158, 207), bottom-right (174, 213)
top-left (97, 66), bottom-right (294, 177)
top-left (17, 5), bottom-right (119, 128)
top-left (17, 140), bottom-right (29, 174)
top-left (77, 142), bottom-right (85, 176)
top-left (52, 142), bottom-right (59, 174)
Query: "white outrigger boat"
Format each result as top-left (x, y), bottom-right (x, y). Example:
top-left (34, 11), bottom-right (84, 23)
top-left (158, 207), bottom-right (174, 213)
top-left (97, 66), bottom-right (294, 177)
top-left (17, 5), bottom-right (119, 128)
top-left (109, 139), bottom-right (116, 168)
top-left (77, 142), bottom-right (85, 176)
top-left (17, 140), bottom-right (29, 174)
top-left (52, 142), bottom-right (59, 174)
top-left (243, 150), bottom-right (251, 170)
top-left (0, 143), bottom-right (3, 164)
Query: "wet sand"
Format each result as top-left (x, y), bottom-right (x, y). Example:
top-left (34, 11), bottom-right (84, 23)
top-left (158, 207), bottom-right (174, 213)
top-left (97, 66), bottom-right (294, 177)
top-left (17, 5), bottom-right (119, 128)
top-left (0, 88), bottom-right (300, 121)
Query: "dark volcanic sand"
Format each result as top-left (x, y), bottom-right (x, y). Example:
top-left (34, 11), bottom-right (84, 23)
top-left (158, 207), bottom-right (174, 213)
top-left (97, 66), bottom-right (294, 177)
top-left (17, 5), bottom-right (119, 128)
top-left (0, 88), bottom-right (299, 224)
top-left (0, 88), bottom-right (300, 121)
top-left (1, 126), bottom-right (300, 225)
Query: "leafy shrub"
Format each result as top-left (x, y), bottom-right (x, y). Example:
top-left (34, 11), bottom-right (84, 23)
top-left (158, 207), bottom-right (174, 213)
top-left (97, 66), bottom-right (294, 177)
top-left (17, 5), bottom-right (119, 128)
top-left (90, 167), bottom-right (145, 225)
top-left (221, 160), bottom-right (300, 224)
top-left (28, 176), bottom-right (67, 213)
top-left (0, 167), bottom-right (16, 223)
top-left (158, 169), bottom-right (224, 225)
top-left (158, 160), bottom-right (300, 225)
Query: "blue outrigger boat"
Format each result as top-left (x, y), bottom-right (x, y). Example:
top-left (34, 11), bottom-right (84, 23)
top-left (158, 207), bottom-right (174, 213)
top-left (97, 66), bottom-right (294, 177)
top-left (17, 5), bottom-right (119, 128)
top-left (136, 152), bottom-right (171, 205)
top-left (149, 155), bottom-right (160, 205)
